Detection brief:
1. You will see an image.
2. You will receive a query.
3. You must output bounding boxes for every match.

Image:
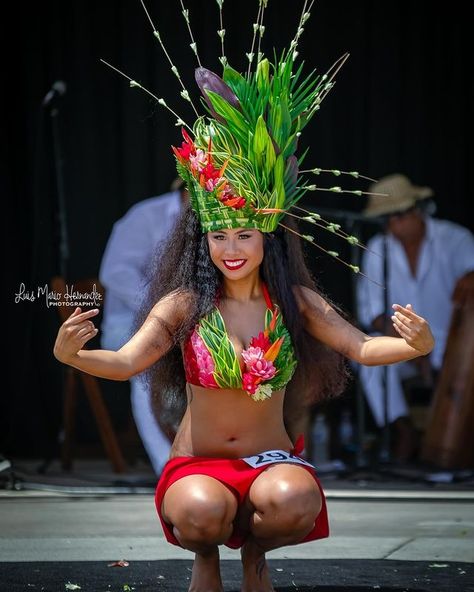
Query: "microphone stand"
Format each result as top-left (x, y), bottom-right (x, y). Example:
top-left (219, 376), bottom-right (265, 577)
top-left (37, 91), bottom-right (70, 475)
top-left (49, 103), bottom-right (69, 279)
top-left (379, 233), bottom-right (391, 464)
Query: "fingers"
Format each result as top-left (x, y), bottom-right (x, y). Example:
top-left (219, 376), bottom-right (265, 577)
top-left (66, 308), bottom-right (100, 326)
top-left (60, 312), bottom-right (99, 347)
top-left (391, 303), bottom-right (432, 353)
top-left (392, 303), bottom-right (422, 321)
top-left (391, 310), bottom-right (412, 331)
top-left (391, 314), bottom-right (412, 340)
top-left (76, 321), bottom-right (98, 339)
top-left (80, 327), bottom-right (99, 344)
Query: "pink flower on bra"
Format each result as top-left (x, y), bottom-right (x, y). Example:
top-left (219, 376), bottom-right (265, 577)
top-left (191, 331), bottom-right (218, 388)
top-left (242, 346), bottom-right (276, 381)
top-left (248, 358), bottom-right (276, 380)
top-left (242, 372), bottom-right (260, 395)
top-left (241, 346), bottom-right (264, 366)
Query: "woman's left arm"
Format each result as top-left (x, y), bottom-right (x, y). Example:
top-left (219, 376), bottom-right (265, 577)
top-left (294, 286), bottom-right (434, 366)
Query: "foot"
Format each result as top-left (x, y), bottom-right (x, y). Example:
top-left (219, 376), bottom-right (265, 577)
top-left (189, 547), bottom-right (224, 592)
top-left (240, 539), bottom-right (275, 592)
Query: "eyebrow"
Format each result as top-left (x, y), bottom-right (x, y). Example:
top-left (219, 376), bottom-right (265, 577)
top-left (213, 229), bottom-right (254, 235)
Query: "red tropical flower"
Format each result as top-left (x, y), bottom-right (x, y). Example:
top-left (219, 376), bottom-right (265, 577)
top-left (172, 129), bottom-right (246, 209)
top-left (172, 128), bottom-right (196, 164)
top-left (250, 331), bottom-right (272, 352)
top-left (220, 194), bottom-right (247, 209)
top-left (242, 372), bottom-right (262, 395)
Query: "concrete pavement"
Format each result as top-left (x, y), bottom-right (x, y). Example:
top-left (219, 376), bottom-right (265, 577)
top-left (1, 490), bottom-right (473, 563)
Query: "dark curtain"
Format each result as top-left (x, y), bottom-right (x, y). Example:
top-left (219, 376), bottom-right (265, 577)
top-left (4, 0), bottom-right (471, 456)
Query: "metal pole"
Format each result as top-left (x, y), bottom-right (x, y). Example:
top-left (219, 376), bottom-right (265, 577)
top-left (379, 233), bottom-right (391, 463)
top-left (50, 105), bottom-right (69, 278)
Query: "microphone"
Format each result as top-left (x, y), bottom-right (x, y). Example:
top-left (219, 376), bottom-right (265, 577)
top-left (42, 80), bottom-right (67, 107)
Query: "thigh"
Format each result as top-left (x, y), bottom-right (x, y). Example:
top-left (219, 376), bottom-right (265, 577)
top-left (161, 474), bottom-right (238, 524)
top-left (247, 463), bottom-right (321, 511)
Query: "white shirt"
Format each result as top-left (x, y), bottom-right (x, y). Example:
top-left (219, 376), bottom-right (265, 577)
top-left (357, 217), bottom-right (474, 368)
top-left (99, 190), bottom-right (183, 336)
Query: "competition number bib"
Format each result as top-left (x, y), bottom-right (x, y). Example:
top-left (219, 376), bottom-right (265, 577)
top-left (241, 449), bottom-right (314, 469)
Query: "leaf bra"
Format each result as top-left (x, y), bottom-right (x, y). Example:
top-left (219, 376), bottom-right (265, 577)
top-left (183, 283), bottom-right (297, 401)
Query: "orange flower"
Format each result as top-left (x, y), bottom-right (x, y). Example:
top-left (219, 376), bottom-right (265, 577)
top-left (263, 336), bottom-right (284, 362)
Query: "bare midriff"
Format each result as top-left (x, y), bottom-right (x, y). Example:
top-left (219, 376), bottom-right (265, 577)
top-left (170, 383), bottom-right (293, 459)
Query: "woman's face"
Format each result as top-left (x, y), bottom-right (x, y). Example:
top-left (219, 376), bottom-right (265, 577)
top-left (207, 227), bottom-right (264, 280)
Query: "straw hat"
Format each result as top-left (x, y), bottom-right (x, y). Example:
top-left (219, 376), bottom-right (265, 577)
top-left (364, 173), bottom-right (434, 218)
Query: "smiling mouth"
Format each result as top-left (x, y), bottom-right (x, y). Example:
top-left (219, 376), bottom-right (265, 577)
top-left (223, 259), bottom-right (247, 270)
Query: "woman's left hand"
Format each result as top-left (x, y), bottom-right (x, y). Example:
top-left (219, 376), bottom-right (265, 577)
top-left (391, 303), bottom-right (434, 355)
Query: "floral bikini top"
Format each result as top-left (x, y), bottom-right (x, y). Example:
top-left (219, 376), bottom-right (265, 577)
top-left (183, 283), bottom-right (297, 401)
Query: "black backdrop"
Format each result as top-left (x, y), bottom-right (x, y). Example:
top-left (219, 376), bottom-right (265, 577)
top-left (4, 0), bottom-right (472, 458)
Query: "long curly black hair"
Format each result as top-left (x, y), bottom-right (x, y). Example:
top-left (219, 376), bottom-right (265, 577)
top-left (135, 203), bottom-right (349, 438)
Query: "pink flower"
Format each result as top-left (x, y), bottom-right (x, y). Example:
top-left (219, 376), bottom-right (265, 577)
top-left (243, 372), bottom-right (260, 395)
top-left (247, 358), bottom-right (276, 380)
top-left (183, 334), bottom-right (200, 384)
top-left (191, 331), bottom-right (218, 388)
top-left (205, 177), bottom-right (222, 191)
top-left (189, 149), bottom-right (207, 172)
top-left (242, 346), bottom-right (276, 380)
top-left (241, 346), bottom-right (264, 366)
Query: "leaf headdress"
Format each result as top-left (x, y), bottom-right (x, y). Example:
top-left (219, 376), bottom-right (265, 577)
top-left (102, 0), bottom-right (386, 280)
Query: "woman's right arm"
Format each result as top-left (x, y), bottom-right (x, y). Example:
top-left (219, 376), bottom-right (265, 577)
top-left (53, 289), bottom-right (191, 380)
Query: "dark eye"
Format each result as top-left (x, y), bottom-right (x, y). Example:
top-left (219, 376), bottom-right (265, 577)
top-left (212, 234), bottom-right (225, 240)
top-left (239, 234), bottom-right (251, 239)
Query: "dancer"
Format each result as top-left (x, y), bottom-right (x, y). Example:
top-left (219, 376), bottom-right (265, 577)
top-left (54, 2), bottom-right (435, 590)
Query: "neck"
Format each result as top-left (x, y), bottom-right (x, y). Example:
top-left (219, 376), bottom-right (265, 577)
top-left (221, 271), bottom-right (263, 303)
top-left (402, 219), bottom-right (426, 247)
top-left (390, 217), bottom-right (427, 247)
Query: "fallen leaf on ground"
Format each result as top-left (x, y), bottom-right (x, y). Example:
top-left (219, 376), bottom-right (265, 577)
top-left (107, 560), bottom-right (130, 567)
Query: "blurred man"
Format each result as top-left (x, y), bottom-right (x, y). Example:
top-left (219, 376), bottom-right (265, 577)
top-left (99, 179), bottom-right (187, 474)
top-left (357, 173), bottom-right (474, 461)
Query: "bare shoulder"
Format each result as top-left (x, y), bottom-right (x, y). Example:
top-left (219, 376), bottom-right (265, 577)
top-left (148, 288), bottom-right (196, 329)
top-left (292, 284), bottom-right (330, 316)
top-left (117, 288), bottom-right (196, 376)
top-left (291, 283), bottom-right (364, 359)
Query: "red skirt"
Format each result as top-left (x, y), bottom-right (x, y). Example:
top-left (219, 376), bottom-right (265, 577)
top-left (154, 436), bottom-right (329, 549)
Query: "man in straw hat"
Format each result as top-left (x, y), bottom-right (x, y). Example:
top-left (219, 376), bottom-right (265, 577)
top-left (356, 173), bottom-right (474, 462)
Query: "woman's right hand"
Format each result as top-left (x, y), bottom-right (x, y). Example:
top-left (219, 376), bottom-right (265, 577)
top-left (53, 307), bottom-right (100, 364)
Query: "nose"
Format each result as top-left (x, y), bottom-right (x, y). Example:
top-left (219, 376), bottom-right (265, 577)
top-left (223, 237), bottom-right (241, 257)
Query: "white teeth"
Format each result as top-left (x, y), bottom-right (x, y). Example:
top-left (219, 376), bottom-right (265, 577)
top-left (224, 259), bottom-right (245, 267)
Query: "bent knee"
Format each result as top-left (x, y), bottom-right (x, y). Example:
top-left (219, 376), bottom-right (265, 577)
top-left (166, 489), bottom-right (236, 544)
top-left (258, 482), bottom-right (322, 530)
